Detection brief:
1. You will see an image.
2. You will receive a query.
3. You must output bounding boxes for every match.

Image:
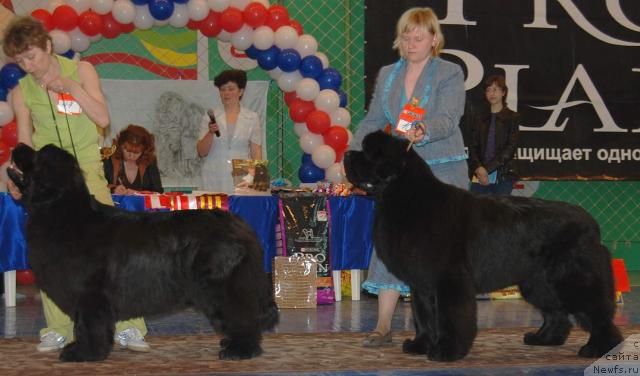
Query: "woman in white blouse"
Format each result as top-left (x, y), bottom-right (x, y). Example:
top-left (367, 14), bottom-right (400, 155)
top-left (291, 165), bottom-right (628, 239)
top-left (196, 69), bottom-right (263, 193)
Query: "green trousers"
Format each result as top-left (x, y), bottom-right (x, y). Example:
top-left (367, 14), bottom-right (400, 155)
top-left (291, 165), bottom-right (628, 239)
top-left (39, 161), bottom-right (147, 340)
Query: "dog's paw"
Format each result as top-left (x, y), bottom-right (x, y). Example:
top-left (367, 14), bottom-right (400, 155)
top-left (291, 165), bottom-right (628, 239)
top-left (427, 341), bottom-right (468, 362)
top-left (59, 342), bottom-right (108, 362)
top-left (524, 331), bottom-right (566, 346)
top-left (402, 338), bottom-right (428, 355)
top-left (219, 337), bottom-right (230, 348)
top-left (218, 342), bottom-right (262, 360)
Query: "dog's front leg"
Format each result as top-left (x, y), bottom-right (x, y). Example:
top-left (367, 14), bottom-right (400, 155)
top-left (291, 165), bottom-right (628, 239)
top-left (59, 292), bottom-right (115, 362)
top-left (403, 288), bottom-right (436, 355)
top-left (427, 266), bottom-right (477, 362)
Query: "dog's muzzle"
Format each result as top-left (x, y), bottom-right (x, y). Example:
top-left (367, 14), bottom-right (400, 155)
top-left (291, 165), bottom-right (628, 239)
top-left (7, 166), bottom-right (25, 193)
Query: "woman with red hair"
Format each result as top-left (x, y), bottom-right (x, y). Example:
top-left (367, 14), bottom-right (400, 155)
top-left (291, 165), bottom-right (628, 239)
top-left (104, 124), bottom-right (164, 194)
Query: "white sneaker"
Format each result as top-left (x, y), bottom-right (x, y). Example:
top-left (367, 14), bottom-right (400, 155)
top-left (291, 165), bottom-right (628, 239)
top-left (36, 331), bottom-right (66, 352)
top-left (114, 328), bottom-right (150, 352)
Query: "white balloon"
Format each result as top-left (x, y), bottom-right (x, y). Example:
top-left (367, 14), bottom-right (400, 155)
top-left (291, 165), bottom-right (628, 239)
top-left (112, 0), bottom-right (136, 25)
top-left (90, 33), bottom-right (103, 42)
top-left (314, 51), bottom-right (329, 69)
top-left (230, 25), bottom-right (253, 51)
top-left (268, 67), bottom-right (282, 80)
top-left (296, 78), bottom-right (320, 101)
top-left (295, 34), bottom-right (318, 58)
top-left (47, 0), bottom-right (65, 12)
top-left (230, 0), bottom-right (251, 10)
top-left (0, 102), bottom-right (14, 126)
top-left (314, 89), bottom-right (340, 114)
top-left (169, 3), bottom-right (190, 28)
top-left (187, 0), bottom-right (209, 21)
top-left (50, 30), bottom-right (71, 54)
top-left (274, 26), bottom-right (298, 50)
top-left (208, 0), bottom-right (230, 12)
top-left (253, 0), bottom-right (270, 7)
top-left (217, 30), bottom-right (232, 42)
top-left (252, 26), bottom-right (274, 50)
top-left (134, 5), bottom-right (154, 30)
top-left (330, 107), bottom-right (351, 127)
top-left (69, 28), bottom-right (90, 52)
top-left (65, 0), bottom-right (91, 13)
top-left (90, 0), bottom-right (114, 15)
top-left (277, 71), bottom-right (301, 92)
top-left (312, 145), bottom-right (336, 169)
top-left (293, 122), bottom-right (310, 137)
top-left (346, 129), bottom-right (353, 146)
top-left (325, 162), bottom-right (346, 184)
top-left (299, 133), bottom-right (324, 155)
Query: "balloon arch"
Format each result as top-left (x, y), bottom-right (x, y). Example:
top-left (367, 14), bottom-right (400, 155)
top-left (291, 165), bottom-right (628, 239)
top-left (0, 0), bottom-right (352, 184)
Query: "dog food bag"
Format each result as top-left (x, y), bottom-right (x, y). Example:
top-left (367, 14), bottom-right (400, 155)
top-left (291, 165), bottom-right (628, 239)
top-left (278, 193), bottom-right (335, 304)
top-left (272, 255), bottom-right (317, 308)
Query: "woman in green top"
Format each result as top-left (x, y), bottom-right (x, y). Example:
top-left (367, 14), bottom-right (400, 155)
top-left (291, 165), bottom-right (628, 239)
top-left (3, 16), bottom-right (149, 354)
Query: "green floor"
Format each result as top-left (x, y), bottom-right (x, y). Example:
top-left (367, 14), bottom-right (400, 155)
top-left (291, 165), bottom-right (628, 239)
top-left (629, 271), bottom-right (640, 286)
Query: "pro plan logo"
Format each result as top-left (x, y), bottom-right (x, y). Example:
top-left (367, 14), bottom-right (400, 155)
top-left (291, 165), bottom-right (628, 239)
top-left (585, 334), bottom-right (640, 375)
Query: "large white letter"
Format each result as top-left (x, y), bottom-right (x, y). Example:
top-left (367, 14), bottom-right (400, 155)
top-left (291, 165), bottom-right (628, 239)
top-left (494, 64), bottom-right (529, 112)
top-left (441, 49), bottom-right (483, 90)
top-left (524, 0), bottom-right (558, 29)
top-left (521, 64), bottom-right (626, 133)
top-left (440, 0), bottom-right (476, 26)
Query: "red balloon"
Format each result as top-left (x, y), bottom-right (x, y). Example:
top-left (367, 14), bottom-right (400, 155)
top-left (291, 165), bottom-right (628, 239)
top-left (243, 2), bottom-right (268, 28)
top-left (200, 11), bottom-right (222, 37)
top-left (16, 269), bottom-right (36, 285)
top-left (101, 13), bottom-right (122, 39)
top-left (335, 148), bottom-right (345, 163)
top-left (78, 10), bottom-right (103, 36)
top-left (187, 19), bottom-right (202, 30)
top-left (31, 9), bottom-right (54, 31)
top-left (306, 110), bottom-right (331, 134)
top-left (0, 120), bottom-right (17, 148)
top-left (288, 99), bottom-right (315, 123)
top-left (266, 5), bottom-right (289, 30)
top-left (284, 91), bottom-right (298, 106)
top-left (0, 142), bottom-right (9, 165)
top-left (220, 7), bottom-right (244, 33)
top-left (52, 5), bottom-right (78, 32)
top-left (289, 20), bottom-right (303, 35)
top-left (323, 126), bottom-right (349, 152)
top-left (120, 22), bottom-right (135, 34)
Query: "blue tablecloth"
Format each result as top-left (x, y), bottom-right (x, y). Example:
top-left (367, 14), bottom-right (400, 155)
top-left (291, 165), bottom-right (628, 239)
top-left (0, 193), bottom-right (374, 273)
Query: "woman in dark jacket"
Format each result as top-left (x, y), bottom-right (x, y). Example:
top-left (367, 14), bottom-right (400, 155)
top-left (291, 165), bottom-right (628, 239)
top-left (468, 75), bottom-right (520, 195)
top-left (104, 124), bottom-right (164, 194)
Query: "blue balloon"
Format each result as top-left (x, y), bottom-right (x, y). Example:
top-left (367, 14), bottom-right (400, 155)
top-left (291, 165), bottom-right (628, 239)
top-left (256, 46), bottom-right (281, 71)
top-left (277, 49), bottom-right (301, 73)
top-left (131, 0), bottom-right (149, 4)
top-left (338, 90), bottom-right (348, 107)
top-left (301, 153), bottom-right (312, 164)
top-left (61, 50), bottom-right (75, 59)
top-left (299, 55), bottom-right (323, 79)
top-left (317, 68), bottom-right (342, 91)
top-left (245, 45), bottom-right (259, 60)
top-left (149, 0), bottom-right (174, 21)
top-left (299, 162), bottom-right (325, 183)
top-left (0, 86), bottom-right (7, 102)
top-left (0, 63), bottom-right (26, 90)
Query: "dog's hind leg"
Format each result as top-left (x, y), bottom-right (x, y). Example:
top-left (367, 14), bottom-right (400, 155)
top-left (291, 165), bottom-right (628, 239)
top-left (59, 292), bottom-right (115, 362)
top-left (559, 244), bottom-right (623, 357)
top-left (519, 279), bottom-right (572, 346)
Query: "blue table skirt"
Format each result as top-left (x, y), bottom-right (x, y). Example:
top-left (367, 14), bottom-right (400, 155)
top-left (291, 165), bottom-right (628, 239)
top-left (0, 193), bottom-right (374, 273)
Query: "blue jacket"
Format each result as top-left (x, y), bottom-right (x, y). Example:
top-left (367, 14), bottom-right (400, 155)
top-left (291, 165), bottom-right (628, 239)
top-left (352, 57), bottom-right (467, 165)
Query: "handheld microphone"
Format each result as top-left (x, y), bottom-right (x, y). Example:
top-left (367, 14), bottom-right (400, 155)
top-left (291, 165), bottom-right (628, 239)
top-left (207, 109), bottom-right (220, 137)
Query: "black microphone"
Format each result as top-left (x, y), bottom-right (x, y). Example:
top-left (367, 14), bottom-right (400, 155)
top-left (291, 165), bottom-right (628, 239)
top-left (207, 109), bottom-right (220, 137)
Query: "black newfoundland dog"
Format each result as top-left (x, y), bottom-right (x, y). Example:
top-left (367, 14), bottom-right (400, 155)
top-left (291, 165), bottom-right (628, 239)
top-left (8, 143), bottom-right (278, 362)
top-left (344, 131), bottom-right (622, 361)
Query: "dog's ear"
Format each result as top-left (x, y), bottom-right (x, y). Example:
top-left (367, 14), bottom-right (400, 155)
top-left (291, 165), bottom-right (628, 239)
top-left (11, 143), bottom-right (36, 174)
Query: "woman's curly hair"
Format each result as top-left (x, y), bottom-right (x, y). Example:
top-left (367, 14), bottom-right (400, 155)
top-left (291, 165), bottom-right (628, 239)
top-left (112, 124), bottom-right (157, 167)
